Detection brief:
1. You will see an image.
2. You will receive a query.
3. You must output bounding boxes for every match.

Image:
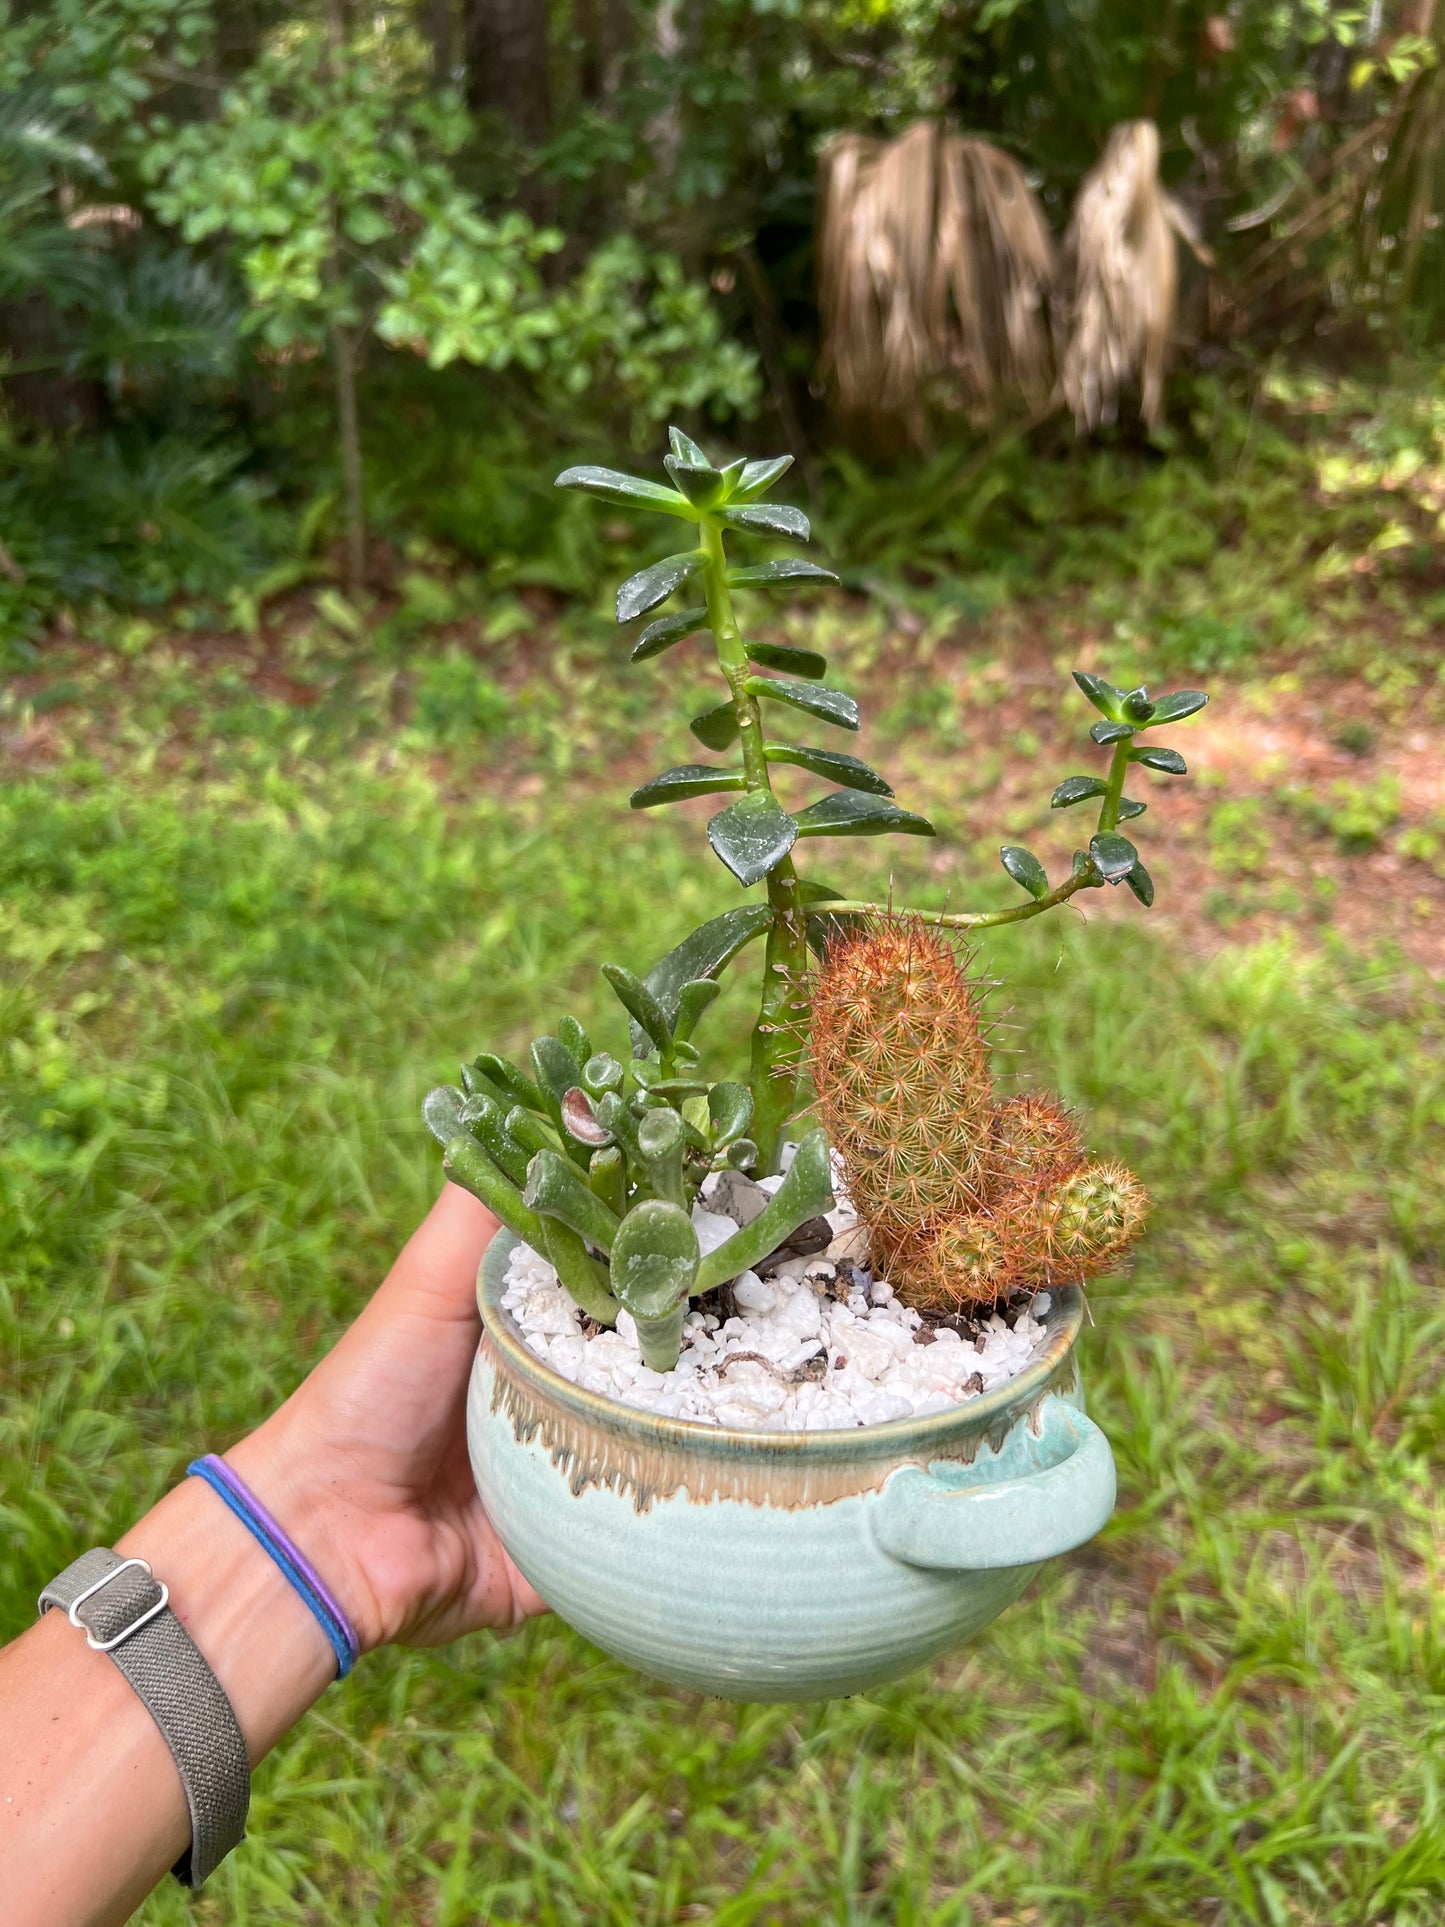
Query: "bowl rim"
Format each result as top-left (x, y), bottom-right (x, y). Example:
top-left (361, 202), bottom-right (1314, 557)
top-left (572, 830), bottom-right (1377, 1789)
top-left (477, 1230), bottom-right (1086, 1460)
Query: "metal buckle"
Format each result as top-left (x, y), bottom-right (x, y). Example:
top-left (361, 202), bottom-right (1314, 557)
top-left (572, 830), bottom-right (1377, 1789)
top-left (67, 1557), bottom-right (170, 1653)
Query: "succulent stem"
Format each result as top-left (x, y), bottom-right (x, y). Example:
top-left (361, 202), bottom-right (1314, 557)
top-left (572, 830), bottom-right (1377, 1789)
top-left (698, 510), bottom-right (810, 1171)
top-left (821, 873), bottom-right (1090, 931)
top-left (1096, 738), bottom-right (1132, 835)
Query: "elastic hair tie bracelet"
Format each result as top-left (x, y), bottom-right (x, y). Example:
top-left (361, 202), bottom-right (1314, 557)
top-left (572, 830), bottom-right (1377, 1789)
top-left (186, 1455), bottom-right (360, 1678)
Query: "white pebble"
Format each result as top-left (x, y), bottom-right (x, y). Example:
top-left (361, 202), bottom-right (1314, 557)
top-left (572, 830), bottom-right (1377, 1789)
top-left (690, 1206), bottom-right (740, 1256)
top-left (501, 1168), bottom-right (1049, 1435)
top-left (732, 1271), bottom-right (778, 1312)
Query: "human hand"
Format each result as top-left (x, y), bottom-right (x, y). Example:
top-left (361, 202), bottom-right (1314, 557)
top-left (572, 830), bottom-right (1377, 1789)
top-left (229, 1184), bottom-right (548, 1652)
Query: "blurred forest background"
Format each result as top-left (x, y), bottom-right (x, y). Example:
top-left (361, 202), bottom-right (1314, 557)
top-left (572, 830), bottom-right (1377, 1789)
top-left (5, 6), bottom-right (1445, 1924)
top-left (3, 0), bottom-right (1445, 633)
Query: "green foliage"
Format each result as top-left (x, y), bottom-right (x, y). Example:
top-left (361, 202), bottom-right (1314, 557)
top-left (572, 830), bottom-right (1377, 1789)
top-left (0, 430), bottom-right (288, 647)
top-left (411, 651), bottom-right (511, 743)
top-left (539, 237), bottom-right (759, 442)
top-left (425, 961), bottom-right (830, 1370)
top-left (3, 606), bottom-right (1442, 1922)
top-left (1283, 773), bottom-right (1405, 853)
top-left (142, 29), bottom-right (560, 359)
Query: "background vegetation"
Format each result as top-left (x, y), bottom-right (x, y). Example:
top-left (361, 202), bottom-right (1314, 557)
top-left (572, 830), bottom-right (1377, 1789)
top-left (3, 2), bottom-right (1444, 1923)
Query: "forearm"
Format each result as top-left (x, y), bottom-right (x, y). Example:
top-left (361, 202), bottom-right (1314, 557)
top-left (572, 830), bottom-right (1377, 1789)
top-left (0, 1185), bottom-right (536, 1927)
top-left (0, 1464), bottom-right (338, 1927)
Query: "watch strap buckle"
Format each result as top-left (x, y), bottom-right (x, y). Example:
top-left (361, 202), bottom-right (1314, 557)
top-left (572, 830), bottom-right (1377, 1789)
top-left (65, 1556), bottom-right (171, 1652)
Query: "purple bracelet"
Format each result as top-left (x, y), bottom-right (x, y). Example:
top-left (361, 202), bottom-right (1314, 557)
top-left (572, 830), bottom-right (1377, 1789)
top-left (187, 1455), bottom-right (360, 1678)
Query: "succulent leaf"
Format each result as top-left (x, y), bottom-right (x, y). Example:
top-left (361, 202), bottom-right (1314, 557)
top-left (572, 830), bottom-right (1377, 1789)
top-left (1131, 746), bottom-right (1187, 774)
top-left (1125, 862), bottom-right (1155, 906)
top-left (1072, 671), bottom-right (1126, 720)
top-left (719, 503), bottom-right (810, 541)
top-left (631, 604), bottom-right (709, 661)
top-left (745, 639), bottom-right (827, 678)
top-left (554, 465), bottom-right (694, 519)
top-left (690, 701), bottom-right (741, 750)
top-left (707, 1080), bottom-right (754, 1145)
top-left (664, 455), bottom-right (727, 508)
top-left (601, 962), bottom-right (673, 1056)
top-left (473, 1052), bottom-right (546, 1115)
top-left (558, 1016), bottom-right (591, 1067)
top-left (695, 1128), bottom-right (834, 1292)
top-left (608, 1200), bottom-right (699, 1369)
top-left (1149, 689), bottom-right (1209, 723)
top-left (636, 1106), bottom-right (687, 1207)
top-left (582, 1051), bottom-right (625, 1096)
top-left (668, 425), bottom-right (708, 464)
top-left (765, 743), bottom-right (892, 794)
top-left (746, 676), bottom-right (859, 730)
top-left (561, 1087), bottom-right (612, 1146)
top-left (538, 1216), bottom-right (621, 1326)
top-left (1001, 845), bottom-right (1049, 899)
top-left (706, 791), bottom-right (798, 886)
top-left (728, 558), bottom-right (838, 588)
top-left (457, 1089), bottom-right (531, 1185)
top-left (673, 977), bottom-right (722, 1042)
top-left (730, 454), bottom-right (793, 502)
top-left (630, 764), bottom-right (747, 809)
top-left (1089, 832), bottom-right (1138, 882)
top-left (640, 907), bottom-right (773, 1029)
top-left (523, 1148), bottom-right (621, 1251)
top-left (422, 1085), bottom-right (467, 1146)
top-left (616, 551), bottom-right (704, 623)
top-left (442, 1135), bottom-right (547, 1252)
top-left (794, 792), bottom-right (934, 839)
top-left (1051, 775), bottom-right (1109, 809)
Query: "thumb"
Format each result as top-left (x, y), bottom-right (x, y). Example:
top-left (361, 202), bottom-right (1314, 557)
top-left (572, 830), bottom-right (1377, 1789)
top-left (374, 1182), bottom-right (502, 1326)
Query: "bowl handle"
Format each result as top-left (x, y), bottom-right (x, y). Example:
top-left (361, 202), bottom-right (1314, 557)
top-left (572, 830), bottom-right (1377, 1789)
top-left (869, 1395), bottom-right (1116, 1571)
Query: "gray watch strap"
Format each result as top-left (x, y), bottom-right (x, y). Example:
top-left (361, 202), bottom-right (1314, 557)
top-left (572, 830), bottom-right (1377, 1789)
top-left (38, 1547), bottom-right (251, 1887)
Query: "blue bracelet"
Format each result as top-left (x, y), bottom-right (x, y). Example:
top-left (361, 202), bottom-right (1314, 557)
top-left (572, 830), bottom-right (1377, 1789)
top-left (187, 1457), bottom-right (358, 1679)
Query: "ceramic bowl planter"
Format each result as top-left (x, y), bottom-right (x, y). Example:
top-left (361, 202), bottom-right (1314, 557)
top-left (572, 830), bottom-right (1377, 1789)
top-left (467, 1233), bottom-right (1117, 1702)
top-left (433, 433), bottom-right (1203, 1700)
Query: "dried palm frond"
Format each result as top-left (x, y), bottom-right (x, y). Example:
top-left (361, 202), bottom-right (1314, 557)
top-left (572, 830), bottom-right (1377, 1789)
top-left (818, 121), bottom-right (1055, 438)
top-left (931, 134), bottom-right (1055, 413)
top-left (1057, 119), bottom-right (1211, 433)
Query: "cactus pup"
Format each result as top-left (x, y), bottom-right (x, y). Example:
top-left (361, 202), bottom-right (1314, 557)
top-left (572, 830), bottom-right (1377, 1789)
top-left (810, 920), bottom-right (1150, 1311)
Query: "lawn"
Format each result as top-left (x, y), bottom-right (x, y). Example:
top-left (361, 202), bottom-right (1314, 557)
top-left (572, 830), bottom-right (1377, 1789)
top-left (3, 401), bottom-right (1444, 1924)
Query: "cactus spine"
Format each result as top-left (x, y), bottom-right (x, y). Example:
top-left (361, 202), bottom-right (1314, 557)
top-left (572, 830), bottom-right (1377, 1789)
top-left (809, 920), bottom-right (1149, 1311)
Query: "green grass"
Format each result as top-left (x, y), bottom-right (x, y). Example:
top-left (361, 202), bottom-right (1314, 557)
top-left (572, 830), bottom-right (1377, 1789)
top-left (4, 646), bottom-right (1443, 1927)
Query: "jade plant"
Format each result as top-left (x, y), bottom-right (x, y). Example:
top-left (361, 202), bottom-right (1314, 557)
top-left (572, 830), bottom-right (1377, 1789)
top-left (424, 427), bottom-right (1208, 1370)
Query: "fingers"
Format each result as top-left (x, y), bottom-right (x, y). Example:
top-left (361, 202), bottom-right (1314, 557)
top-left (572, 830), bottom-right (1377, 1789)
top-left (505, 1555), bottom-right (549, 1625)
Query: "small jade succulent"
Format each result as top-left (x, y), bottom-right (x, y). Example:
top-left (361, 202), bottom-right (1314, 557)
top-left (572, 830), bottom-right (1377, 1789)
top-left (427, 427), bottom-right (1208, 1360)
top-left (424, 963), bottom-right (834, 1370)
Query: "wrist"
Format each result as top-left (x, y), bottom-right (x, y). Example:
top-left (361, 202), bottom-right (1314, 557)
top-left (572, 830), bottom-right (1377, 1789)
top-left (223, 1406), bottom-right (387, 1655)
top-left (118, 1472), bottom-right (337, 1761)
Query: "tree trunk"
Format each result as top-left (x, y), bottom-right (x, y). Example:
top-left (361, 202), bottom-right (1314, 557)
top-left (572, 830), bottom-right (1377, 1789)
top-left (425, 0), bottom-right (454, 87)
top-left (331, 321), bottom-right (365, 600)
top-left (577, 0), bottom-right (631, 105)
top-left (462, 0), bottom-right (551, 144)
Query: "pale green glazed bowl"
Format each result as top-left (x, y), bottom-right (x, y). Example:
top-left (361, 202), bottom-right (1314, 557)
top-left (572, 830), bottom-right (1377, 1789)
top-left (467, 1232), bottom-right (1116, 1702)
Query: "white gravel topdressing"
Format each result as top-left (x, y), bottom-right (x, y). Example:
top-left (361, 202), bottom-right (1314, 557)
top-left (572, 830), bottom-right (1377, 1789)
top-left (499, 1171), bottom-right (1054, 1432)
